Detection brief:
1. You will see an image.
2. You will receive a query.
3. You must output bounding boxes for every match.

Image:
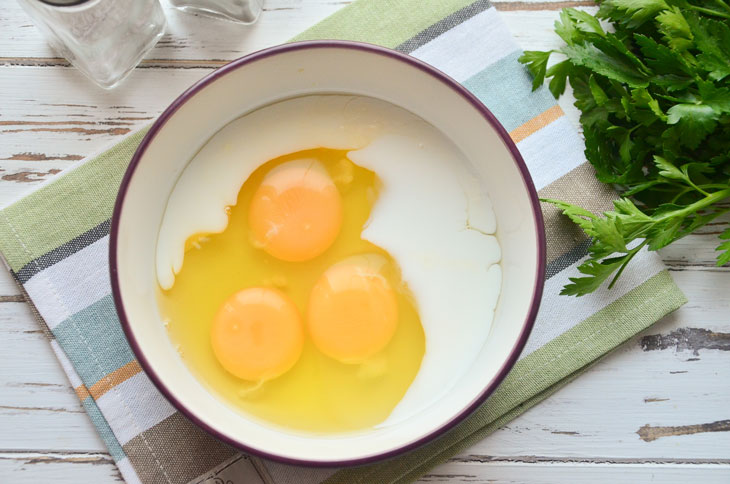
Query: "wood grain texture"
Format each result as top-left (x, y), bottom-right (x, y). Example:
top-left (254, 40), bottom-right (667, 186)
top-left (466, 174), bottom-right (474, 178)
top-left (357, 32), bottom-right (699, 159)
top-left (415, 461), bottom-right (730, 483)
top-left (3, 453), bottom-right (729, 484)
top-left (1, 0), bottom-right (729, 483)
top-left (0, 267), bottom-right (21, 297)
top-left (468, 270), bottom-right (730, 460)
top-left (0, 302), bottom-right (106, 452)
top-left (0, 452), bottom-right (122, 483)
top-left (637, 420), bottom-right (730, 443)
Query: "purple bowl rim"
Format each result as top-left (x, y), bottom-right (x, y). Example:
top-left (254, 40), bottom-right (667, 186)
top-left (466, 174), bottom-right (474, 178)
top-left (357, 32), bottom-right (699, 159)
top-left (109, 39), bottom-right (546, 468)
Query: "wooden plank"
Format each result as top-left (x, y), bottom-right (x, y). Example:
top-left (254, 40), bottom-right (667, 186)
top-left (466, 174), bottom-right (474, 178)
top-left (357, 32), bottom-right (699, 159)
top-left (501, 8), bottom-right (597, 51)
top-left (0, 301), bottom-right (107, 452)
top-left (0, 452), bottom-right (122, 483)
top-left (418, 461), bottom-right (730, 483)
top-left (2, 453), bottom-right (728, 484)
top-left (459, 269), bottom-right (730, 460)
top-left (0, 266), bottom-right (20, 297)
top-left (0, 66), bottom-right (212, 207)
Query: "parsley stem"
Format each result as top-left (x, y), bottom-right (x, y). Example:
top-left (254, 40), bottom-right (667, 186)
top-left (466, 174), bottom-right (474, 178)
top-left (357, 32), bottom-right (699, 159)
top-left (699, 184), bottom-right (730, 190)
top-left (688, 5), bottom-right (730, 19)
top-left (608, 240), bottom-right (648, 289)
top-left (670, 187), bottom-right (693, 204)
top-left (656, 188), bottom-right (730, 222)
top-left (712, 0), bottom-right (730, 13)
top-left (687, 180), bottom-right (710, 197)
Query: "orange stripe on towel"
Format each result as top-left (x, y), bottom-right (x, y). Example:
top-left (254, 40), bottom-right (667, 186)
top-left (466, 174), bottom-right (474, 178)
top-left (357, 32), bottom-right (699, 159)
top-left (74, 385), bottom-right (91, 401)
top-left (88, 360), bottom-right (143, 400)
top-left (510, 104), bottom-right (564, 144)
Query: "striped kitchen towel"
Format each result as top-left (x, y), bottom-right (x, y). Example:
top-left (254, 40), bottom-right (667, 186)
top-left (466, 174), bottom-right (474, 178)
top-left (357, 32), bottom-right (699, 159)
top-left (0, 0), bottom-right (687, 483)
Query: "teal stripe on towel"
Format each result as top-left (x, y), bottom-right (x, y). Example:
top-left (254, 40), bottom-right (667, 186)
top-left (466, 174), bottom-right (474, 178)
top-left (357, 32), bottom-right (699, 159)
top-left (462, 51), bottom-right (557, 132)
top-left (52, 295), bottom-right (135, 387)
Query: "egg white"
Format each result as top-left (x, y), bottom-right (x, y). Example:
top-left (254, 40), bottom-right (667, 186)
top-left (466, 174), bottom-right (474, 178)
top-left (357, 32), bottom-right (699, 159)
top-left (156, 94), bottom-right (502, 425)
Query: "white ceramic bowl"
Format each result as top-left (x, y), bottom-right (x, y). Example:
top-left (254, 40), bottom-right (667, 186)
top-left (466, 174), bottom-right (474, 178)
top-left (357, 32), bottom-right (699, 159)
top-left (110, 41), bottom-right (545, 466)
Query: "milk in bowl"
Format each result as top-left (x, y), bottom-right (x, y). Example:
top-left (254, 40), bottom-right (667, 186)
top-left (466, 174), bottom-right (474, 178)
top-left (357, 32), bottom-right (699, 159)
top-left (155, 94), bottom-right (502, 434)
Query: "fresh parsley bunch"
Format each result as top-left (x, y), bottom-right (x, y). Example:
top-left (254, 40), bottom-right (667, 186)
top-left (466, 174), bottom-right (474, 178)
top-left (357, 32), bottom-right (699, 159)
top-left (519, 0), bottom-right (730, 296)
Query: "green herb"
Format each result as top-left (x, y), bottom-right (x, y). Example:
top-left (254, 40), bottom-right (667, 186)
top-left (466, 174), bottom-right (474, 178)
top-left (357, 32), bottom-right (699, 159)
top-left (519, 0), bottom-right (730, 296)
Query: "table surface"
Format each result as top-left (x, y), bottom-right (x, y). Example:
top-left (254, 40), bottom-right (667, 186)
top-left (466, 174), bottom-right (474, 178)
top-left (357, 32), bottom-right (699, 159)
top-left (1, 1), bottom-right (729, 483)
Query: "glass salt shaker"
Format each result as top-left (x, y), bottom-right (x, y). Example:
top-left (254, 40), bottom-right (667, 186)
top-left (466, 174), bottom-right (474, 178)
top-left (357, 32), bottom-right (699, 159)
top-left (168, 0), bottom-right (264, 24)
top-left (16, 0), bottom-right (167, 89)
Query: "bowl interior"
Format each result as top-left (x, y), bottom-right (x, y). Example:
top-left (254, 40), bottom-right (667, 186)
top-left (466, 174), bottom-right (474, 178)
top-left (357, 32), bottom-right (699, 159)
top-left (112, 42), bottom-right (543, 465)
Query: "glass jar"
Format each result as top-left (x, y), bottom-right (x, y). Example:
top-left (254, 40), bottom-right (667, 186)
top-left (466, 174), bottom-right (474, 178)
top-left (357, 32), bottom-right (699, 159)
top-left (168, 0), bottom-right (264, 24)
top-left (16, 0), bottom-right (167, 89)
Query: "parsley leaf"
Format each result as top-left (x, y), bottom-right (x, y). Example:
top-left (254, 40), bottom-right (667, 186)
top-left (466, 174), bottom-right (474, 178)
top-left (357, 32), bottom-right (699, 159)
top-left (546, 60), bottom-right (571, 98)
top-left (520, 0), bottom-right (730, 296)
top-left (666, 103), bottom-right (718, 148)
top-left (598, 0), bottom-right (670, 29)
top-left (656, 7), bottom-right (694, 51)
top-left (685, 11), bottom-right (730, 80)
top-left (718, 227), bottom-right (730, 266)
top-left (562, 42), bottom-right (650, 87)
top-left (561, 258), bottom-right (626, 296)
top-left (519, 50), bottom-right (552, 91)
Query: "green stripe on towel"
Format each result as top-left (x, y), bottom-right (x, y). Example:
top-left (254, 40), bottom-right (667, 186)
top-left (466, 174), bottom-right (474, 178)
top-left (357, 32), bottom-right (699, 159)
top-left (0, 128), bottom-right (148, 272)
top-left (291, 0), bottom-right (477, 47)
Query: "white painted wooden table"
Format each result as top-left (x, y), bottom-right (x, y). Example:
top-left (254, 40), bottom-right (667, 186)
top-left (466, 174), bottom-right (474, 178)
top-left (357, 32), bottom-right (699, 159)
top-left (1, 1), bottom-right (729, 482)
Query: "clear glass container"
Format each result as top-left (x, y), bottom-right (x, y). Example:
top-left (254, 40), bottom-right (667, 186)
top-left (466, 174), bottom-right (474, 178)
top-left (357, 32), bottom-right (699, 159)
top-left (16, 0), bottom-right (167, 89)
top-left (168, 0), bottom-right (264, 24)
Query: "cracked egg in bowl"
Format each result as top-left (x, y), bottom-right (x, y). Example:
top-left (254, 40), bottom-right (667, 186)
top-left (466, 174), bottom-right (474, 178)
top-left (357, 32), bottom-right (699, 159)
top-left (110, 41), bottom-right (545, 466)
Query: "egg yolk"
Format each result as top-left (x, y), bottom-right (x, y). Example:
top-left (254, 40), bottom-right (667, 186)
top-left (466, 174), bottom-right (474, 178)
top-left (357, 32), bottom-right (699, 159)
top-left (308, 256), bottom-right (399, 363)
top-left (211, 287), bottom-right (303, 382)
top-left (161, 148), bottom-right (425, 433)
top-left (249, 159), bottom-right (343, 262)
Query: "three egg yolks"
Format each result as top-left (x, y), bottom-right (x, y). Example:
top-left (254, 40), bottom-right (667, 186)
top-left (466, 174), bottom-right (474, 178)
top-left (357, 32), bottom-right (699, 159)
top-left (159, 149), bottom-right (425, 432)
